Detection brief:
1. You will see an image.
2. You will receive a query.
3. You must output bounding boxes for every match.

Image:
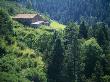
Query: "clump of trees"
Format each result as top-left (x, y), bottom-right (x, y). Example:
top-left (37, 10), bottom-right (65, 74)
top-left (46, 22), bottom-right (110, 82)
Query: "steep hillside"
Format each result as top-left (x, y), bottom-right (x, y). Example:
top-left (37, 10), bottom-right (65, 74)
top-left (0, 1), bottom-right (110, 82)
top-left (17, 0), bottom-right (110, 25)
top-left (0, 1), bottom-right (36, 15)
top-left (0, 1), bottom-right (63, 82)
top-left (0, 9), bottom-right (48, 81)
top-left (0, 0), bottom-right (65, 30)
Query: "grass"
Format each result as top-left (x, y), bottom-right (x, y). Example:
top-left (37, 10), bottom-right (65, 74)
top-left (50, 21), bottom-right (66, 30)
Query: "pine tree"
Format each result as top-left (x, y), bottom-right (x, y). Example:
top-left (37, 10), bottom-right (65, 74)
top-left (0, 9), bottom-right (14, 45)
top-left (63, 23), bottom-right (80, 82)
top-left (93, 23), bottom-right (110, 75)
top-left (88, 26), bottom-right (94, 38)
top-left (79, 21), bottom-right (88, 39)
top-left (98, 23), bottom-right (109, 54)
top-left (94, 61), bottom-right (103, 82)
top-left (83, 38), bottom-right (103, 78)
top-left (47, 38), bottom-right (64, 82)
top-left (0, 9), bottom-right (13, 37)
top-left (26, 0), bottom-right (32, 9)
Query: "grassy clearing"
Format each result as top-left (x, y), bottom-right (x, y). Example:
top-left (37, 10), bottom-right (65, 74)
top-left (50, 21), bottom-right (66, 30)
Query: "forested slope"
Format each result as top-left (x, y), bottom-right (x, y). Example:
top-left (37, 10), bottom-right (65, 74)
top-left (0, 0), bottom-right (110, 82)
top-left (15, 0), bottom-right (110, 25)
top-left (0, 1), bottom-right (52, 82)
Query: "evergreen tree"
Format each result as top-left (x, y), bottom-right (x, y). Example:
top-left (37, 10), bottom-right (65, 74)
top-left (87, 26), bottom-right (94, 38)
top-left (83, 38), bottom-right (103, 78)
top-left (94, 61), bottom-right (103, 82)
top-left (26, 0), bottom-right (32, 9)
top-left (79, 21), bottom-right (88, 39)
top-left (93, 23), bottom-right (110, 75)
top-left (96, 23), bottom-right (109, 54)
top-left (0, 9), bottom-right (13, 37)
top-left (63, 23), bottom-right (80, 82)
top-left (47, 38), bottom-right (64, 82)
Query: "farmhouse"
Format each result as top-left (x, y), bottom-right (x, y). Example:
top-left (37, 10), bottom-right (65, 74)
top-left (12, 14), bottom-right (50, 26)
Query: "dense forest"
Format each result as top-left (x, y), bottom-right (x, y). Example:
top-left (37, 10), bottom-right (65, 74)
top-left (15, 0), bottom-right (110, 25)
top-left (0, 0), bottom-right (110, 82)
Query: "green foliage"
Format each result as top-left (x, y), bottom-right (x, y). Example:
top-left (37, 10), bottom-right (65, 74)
top-left (47, 38), bottom-right (64, 82)
top-left (83, 38), bottom-right (103, 78)
top-left (0, 1), bottom-right (36, 16)
top-left (50, 21), bottom-right (65, 30)
top-left (0, 1), bottom-right (110, 82)
top-left (0, 9), bottom-right (13, 37)
top-left (0, 7), bottom-right (47, 82)
top-left (0, 72), bottom-right (30, 82)
top-left (0, 38), bottom-right (47, 82)
top-left (79, 21), bottom-right (88, 39)
top-left (13, 22), bottom-right (54, 53)
top-left (102, 75), bottom-right (110, 82)
top-left (63, 23), bottom-right (80, 82)
top-left (94, 22), bottom-right (110, 54)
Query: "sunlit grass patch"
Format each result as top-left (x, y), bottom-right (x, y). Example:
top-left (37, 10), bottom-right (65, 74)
top-left (50, 21), bottom-right (66, 30)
